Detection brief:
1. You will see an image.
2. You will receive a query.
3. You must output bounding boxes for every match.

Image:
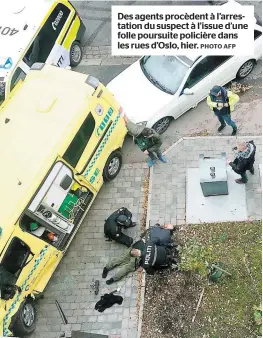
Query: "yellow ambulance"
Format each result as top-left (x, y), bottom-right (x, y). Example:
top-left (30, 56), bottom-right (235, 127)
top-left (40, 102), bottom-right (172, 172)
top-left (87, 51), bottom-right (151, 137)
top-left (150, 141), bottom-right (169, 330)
top-left (0, 0), bottom-right (86, 104)
top-left (0, 64), bottom-right (127, 336)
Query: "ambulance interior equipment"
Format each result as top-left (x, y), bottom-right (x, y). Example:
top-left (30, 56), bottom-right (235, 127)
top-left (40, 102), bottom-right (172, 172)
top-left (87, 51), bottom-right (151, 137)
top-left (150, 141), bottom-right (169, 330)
top-left (20, 162), bottom-right (93, 249)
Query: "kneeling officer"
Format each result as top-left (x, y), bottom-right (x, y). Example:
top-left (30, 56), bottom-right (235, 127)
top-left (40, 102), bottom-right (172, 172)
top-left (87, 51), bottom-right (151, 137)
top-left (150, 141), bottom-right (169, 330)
top-left (141, 240), bottom-right (175, 275)
top-left (104, 207), bottom-right (136, 247)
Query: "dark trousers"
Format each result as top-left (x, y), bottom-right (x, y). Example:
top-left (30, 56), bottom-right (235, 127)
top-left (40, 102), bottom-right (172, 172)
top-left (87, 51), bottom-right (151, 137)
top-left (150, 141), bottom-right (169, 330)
top-left (215, 112), bottom-right (237, 129)
top-left (240, 163), bottom-right (254, 183)
top-left (108, 232), bottom-right (133, 247)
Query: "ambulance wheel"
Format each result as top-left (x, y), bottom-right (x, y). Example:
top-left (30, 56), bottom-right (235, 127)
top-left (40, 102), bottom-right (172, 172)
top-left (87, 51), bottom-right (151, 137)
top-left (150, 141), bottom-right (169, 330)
top-left (103, 150), bottom-right (122, 181)
top-left (12, 298), bottom-right (36, 336)
top-left (153, 116), bottom-right (172, 134)
top-left (70, 41), bottom-right (83, 67)
top-left (236, 59), bottom-right (255, 79)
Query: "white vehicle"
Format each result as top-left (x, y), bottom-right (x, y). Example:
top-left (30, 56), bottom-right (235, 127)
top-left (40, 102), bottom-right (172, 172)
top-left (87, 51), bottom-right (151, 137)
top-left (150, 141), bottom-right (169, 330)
top-left (107, 8), bottom-right (262, 134)
top-left (0, 0), bottom-right (86, 104)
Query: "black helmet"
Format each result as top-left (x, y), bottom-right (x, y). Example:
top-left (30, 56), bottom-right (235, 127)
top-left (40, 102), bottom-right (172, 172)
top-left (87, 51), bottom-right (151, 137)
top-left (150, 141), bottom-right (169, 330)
top-left (116, 214), bottom-right (129, 226)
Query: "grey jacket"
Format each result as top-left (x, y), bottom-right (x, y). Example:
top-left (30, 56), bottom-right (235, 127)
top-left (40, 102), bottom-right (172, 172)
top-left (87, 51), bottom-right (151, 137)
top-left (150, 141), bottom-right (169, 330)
top-left (126, 120), bottom-right (144, 137)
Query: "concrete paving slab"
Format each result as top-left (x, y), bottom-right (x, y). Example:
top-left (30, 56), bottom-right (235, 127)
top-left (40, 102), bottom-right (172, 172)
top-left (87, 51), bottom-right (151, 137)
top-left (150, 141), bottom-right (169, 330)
top-left (148, 136), bottom-right (261, 227)
top-left (259, 164), bottom-right (262, 179)
top-left (186, 167), bottom-right (247, 223)
top-left (30, 163), bottom-right (148, 338)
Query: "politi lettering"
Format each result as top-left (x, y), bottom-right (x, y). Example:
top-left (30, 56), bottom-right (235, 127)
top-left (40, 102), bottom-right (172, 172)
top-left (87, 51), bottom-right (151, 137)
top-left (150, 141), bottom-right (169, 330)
top-left (144, 246), bottom-right (152, 265)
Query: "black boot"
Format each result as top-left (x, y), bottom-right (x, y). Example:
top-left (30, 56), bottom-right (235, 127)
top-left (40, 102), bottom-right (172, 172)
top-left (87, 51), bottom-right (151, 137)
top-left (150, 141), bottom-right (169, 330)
top-left (235, 178), bottom-right (246, 184)
top-left (106, 278), bottom-right (115, 285)
top-left (218, 123), bottom-right (226, 132)
top-left (250, 167), bottom-right (255, 175)
top-left (102, 267), bottom-right (108, 279)
top-left (231, 127), bottom-right (237, 136)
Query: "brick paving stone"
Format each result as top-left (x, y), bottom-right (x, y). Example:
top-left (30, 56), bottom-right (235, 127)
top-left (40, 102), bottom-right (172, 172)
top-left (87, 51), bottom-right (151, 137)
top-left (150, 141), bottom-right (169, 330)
top-left (30, 166), bottom-right (148, 338)
top-left (149, 136), bottom-right (262, 227)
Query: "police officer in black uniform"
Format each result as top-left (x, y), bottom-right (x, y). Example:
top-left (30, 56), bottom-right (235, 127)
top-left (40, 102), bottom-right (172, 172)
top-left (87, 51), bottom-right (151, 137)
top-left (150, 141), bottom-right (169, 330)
top-left (140, 223), bottom-right (178, 275)
top-left (104, 207), bottom-right (136, 247)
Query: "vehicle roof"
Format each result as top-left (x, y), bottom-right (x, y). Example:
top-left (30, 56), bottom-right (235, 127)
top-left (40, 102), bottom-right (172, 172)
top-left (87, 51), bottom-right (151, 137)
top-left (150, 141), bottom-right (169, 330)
top-left (0, 65), bottom-right (94, 247)
top-left (0, 0), bottom-right (61, 78)
top-left (183, 0), bottom-right (261, 64)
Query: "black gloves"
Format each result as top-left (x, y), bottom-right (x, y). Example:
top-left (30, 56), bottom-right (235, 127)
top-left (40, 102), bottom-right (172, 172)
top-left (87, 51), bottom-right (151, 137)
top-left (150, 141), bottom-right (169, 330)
top-left (106, 278), bottom-right (115, 285)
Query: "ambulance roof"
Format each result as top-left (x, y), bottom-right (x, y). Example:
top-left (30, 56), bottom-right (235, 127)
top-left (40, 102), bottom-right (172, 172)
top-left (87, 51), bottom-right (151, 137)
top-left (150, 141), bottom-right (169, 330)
top-left (0, 0), bottom-right (56, 78)
top-left (0, 65), bottom-right (95, 247)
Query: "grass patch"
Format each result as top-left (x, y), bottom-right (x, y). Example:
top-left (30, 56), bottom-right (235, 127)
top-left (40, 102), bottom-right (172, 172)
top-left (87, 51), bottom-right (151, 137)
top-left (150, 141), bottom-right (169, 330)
top-left (141, 221), bottom-right (262, 338)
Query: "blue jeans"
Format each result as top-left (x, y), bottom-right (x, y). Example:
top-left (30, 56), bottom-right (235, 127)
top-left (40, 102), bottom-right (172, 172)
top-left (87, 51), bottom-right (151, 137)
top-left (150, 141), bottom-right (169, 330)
top-left (215, 112), bottom-right (237, 129)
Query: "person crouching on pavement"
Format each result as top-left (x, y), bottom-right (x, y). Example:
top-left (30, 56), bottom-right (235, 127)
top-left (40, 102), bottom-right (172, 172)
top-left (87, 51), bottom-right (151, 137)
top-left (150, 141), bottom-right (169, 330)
top-left (104, 207), bottom-right (136, 247)
top-left (123, 113), bottom-right (167, 167)
top-left (207, 85), bottom-right (239, 136)
top-left (228, 140), bottom-right (256, 184)
top-left (140, 223), bottom-right (178, 275)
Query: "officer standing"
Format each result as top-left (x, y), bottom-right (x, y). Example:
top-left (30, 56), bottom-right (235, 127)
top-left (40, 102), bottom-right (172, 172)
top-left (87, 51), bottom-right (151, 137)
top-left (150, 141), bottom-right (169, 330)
top-left (104, 207), bottom-right (136, 247)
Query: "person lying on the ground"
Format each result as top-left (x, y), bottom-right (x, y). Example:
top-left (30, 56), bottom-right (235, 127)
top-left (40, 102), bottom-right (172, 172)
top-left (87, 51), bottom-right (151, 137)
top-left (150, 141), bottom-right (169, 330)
top-left (122, 113), bottom-right (167, 168)
top-left (102, 223), bottom-right (178, 283)
top-left (104, 207), bottom-right (136, 247)
top-left (102, 238), bottom-right (145, 285)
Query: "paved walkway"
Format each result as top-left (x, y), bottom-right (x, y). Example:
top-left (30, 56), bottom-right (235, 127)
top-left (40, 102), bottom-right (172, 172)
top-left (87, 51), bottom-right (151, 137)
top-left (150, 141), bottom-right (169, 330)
top-left (31, 163), bottom-right (148, 338)
top-left (31, 136), bottom-right (262, 338)
top-left (148, 136), bottom-right (262, 226)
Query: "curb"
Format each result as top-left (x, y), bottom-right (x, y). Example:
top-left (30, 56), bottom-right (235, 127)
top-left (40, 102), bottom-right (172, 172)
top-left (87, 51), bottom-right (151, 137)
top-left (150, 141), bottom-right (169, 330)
top-left (137, 166), bottom-right (153, 338)
top-left (136, 134), bottom-right (261, 337)
top-left (163, 135), bottom-right (262, 155)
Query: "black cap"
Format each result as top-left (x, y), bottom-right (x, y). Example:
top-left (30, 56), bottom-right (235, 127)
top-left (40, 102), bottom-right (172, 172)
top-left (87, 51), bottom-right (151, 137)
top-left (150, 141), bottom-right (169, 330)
top-left (117, 214), bottom-right (128, 226)
top-left (210, 85), bottom-right (221, 96)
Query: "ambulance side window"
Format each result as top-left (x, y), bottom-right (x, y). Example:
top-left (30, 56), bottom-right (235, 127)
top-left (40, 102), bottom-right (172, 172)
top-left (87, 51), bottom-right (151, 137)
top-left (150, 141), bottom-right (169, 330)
top-left (1, 237), bottom-right (30, 279)
top-left (63, 113), bottom-right (96, 168)
top-left (10, 67), bottom-right (26, 91)
top-left (23, 3), bottom-right (70, 67)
